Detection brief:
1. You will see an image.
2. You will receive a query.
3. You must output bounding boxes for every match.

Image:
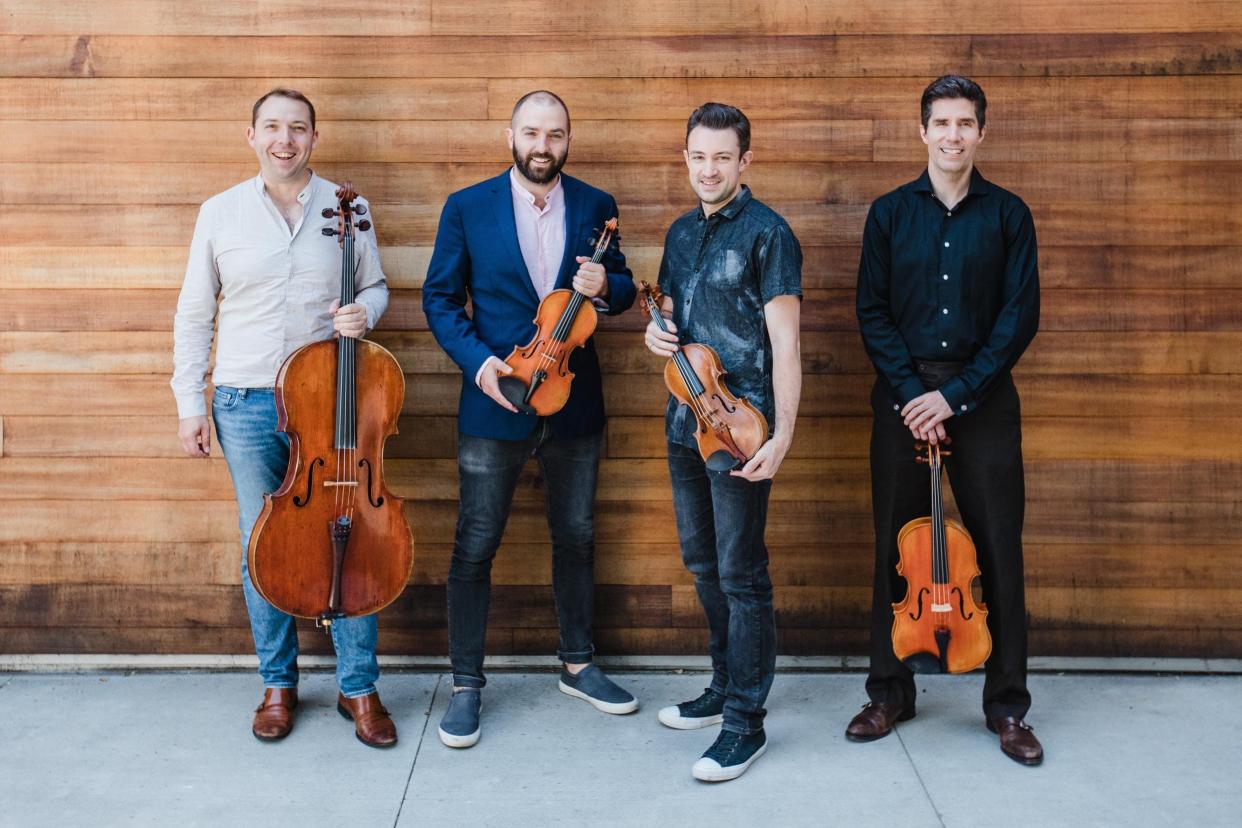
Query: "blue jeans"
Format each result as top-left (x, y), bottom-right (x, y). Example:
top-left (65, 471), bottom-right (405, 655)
top-left (667, 441), bottom-right (776, 735)
top-left (447, 424), bottom-right (602, 688)
top-left (212, 386), bottom-right (380, 698)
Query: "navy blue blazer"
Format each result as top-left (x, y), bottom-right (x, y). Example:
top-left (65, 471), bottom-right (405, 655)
top-left (423, 171), bottom-right (636, 441)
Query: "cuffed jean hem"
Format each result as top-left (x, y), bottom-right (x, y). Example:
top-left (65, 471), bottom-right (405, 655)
top-left (452, 673), bottom-right (486, 690)
top-left (264, 683), bottom-right (297, 690)
top-left (709, 678), bottom-right (728, 697)
top-left (557, 649), bottom-right (594, 663)
top-left (722, 720), bottom-right (766, 736)
top-left (341, 686), bottom-right (379, 700)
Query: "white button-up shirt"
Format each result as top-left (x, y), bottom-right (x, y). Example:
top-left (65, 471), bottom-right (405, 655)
top-left (171, 173), bottom-right (388, 418)
top-left (510, 167), bottom-right (566, 300)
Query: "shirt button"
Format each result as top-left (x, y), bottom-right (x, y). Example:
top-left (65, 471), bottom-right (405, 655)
top-left (946, 211), bottom-right (952, 217)
top-left (941, 341), bottom-right (948, 348)
top-left (944, 241), bottom-right (950, 248)
top-left (960, 405), bottom-right (968, 412)
top-left (942, 308), bottom-right (948, 315)
top-left (943, 274), bottom-right (949, 280)
top-left (893, 404), bottom-right (899, 411)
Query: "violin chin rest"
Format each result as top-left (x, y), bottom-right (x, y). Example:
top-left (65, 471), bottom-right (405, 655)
top-left (705, 450), bottom-right (742, 473)
top-left (497, 376), bottom-right (537, 415)
top-left (902, 652), bottom-right (945, 675)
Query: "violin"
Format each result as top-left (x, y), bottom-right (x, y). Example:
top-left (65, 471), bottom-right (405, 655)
top-left (247, 182), bottom-right (414, 627)
top-left (638, 281), bottom-right (768, 472)
top-left (497, 218), bottom-right (618, 415)
top-left (891, 442), bottom-right (991, 673)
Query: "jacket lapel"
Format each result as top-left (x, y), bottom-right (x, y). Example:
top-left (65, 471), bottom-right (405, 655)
top-left (554, 175), bottom-right (585, 291)
top-left (490, 171), bottom-right (541, 306)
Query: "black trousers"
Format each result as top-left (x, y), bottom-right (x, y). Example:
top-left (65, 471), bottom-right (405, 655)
top-left (865, 374), bottom-right (1031, 720)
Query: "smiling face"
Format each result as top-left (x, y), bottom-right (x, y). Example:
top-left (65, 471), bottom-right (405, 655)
top-left (506, 98), bottom-right (570, 187)
top-left (246, 95), bottom-right (318, 186)
top-left (920, 97), bottom-right (985, 178)
top-left (684, 125), bottom-right (752, 214)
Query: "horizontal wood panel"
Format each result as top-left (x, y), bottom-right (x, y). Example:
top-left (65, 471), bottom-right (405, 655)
top-left (8, 76), bottom-right (1242, 122)
top-left (9, 2), bottom-right (1237, 37)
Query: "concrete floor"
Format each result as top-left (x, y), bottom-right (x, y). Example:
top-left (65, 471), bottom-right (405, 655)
top-left (1, 670), bottom-right (1239, 827)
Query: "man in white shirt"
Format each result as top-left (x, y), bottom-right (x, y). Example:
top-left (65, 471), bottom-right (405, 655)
top-left (172, 89), bottom-right (397, 747)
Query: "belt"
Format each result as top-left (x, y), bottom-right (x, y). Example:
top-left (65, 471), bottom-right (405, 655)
top-left (913, 359), bottom-right (967, 390)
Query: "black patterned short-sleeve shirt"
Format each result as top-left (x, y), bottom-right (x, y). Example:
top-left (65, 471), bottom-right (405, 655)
top-left (657, 186), bottom-right (803, 450)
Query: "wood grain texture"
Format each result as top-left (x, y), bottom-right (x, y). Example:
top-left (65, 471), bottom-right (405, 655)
top-left (1, 4), bottom-right (1239, 658)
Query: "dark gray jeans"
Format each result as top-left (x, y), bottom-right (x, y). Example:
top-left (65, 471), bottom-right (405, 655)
top-left (447, 424), bottom-right (602, 689)
top-left (667, 440), bottom-right (776, 735)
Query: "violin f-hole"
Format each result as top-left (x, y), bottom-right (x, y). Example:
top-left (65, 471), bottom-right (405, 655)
top-left (951, 586), bottom-right (974, 620)
top-left (908, 587), bottom-right (929, 620)
top-left (358, 458), bottom-right (384, 508)
top-left (293, 457), bottom-right (325, 507)
top-left (710, 392), bottom-right (738, 414)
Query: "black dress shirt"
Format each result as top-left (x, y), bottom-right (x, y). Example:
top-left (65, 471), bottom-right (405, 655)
top-left (856, 168), bottom-right (1039, 415)
top-left (658, 186), bottom-right (803, 449)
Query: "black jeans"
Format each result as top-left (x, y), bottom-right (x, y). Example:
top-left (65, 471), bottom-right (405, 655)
top-left (668, 441), bottom-right (776, 735)
top-left (447, 424), bottom-right (602, 689)
top-left (866, 374), bottom-right (1031, 720)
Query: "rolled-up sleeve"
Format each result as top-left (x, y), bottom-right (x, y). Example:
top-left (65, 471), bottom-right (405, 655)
top-left (352, 198), bottom-right (389, 332)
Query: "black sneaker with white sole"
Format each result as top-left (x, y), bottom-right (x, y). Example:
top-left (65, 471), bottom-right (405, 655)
top-left (692, 729), bottom-right (767, 782)
top-left (657, 687), bottom-right (725, 730)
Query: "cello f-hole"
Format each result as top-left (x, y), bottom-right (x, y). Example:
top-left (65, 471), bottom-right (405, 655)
top-left (908, 587), bottom-right (929, 621)
top-left (951, 587), bottom-right (974, 620)
top-left (358, 458), bottom-right (384, 508)
top-left (293, 457), bottom-right (325, 507)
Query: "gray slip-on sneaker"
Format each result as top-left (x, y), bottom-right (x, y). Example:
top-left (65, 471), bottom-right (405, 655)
top-left (438, 687), bottom-right (482, 748)
top-left (558, 663), bottom-right (639, 715)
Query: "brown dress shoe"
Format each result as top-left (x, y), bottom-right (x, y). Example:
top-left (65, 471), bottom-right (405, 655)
top-left (252, 687), bottom-right (298, 742)
top-left (845, 701), bottom-right (916, 742)
top-left (988, 716), bottom-right (1044, 765)
top-left (338, 692), bottom-right (398, 748)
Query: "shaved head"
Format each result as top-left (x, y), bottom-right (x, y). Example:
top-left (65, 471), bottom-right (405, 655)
top-left (510, 90), bottom-right (571, 133)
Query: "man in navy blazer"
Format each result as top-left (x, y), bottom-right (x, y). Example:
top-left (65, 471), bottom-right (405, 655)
top-left (423, 91), bottom-right (638, 749)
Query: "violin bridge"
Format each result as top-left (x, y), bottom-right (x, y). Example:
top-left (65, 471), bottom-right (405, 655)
top-left (931, 602), bottom-right (952, 613)
top-left (322, 481), bottom-right (359, 487)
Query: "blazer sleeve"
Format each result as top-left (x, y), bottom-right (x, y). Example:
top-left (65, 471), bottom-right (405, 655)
top-left (601, 195), bottom-right (637, 315)
top-left (422, 194), bottom-right (496, 380)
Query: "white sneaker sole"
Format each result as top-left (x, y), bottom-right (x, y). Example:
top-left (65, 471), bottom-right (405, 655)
top-left (658, 705), bottom-right (724, 730)
top-left (558, 680), bottom-right (639, 715)
top-left (438, 699), bottom-right (481, 748)
top-left (692, 742), bottom-right (767, 782)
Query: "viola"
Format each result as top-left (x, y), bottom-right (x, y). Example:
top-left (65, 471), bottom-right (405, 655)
top-left (891, 442), bottom-right (991, 673)
top-left (247, 182), bottom-right (413, 626)
top-left (638, 281), bottom-right (768, 472)
top-left (497, 217), bottom-right (618, 415)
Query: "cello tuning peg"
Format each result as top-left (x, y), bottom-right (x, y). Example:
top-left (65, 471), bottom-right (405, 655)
top-left (357, 220), bottom-right (371, 231)
top-left (321, 227), bottom-right (337, 236)
top-left (353, 204), bottom-right (367, 215)
top-left (321, 208), bottom-right (337, 218)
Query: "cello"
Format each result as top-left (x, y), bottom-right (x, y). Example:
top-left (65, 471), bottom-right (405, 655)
top-left (638, 281), bottom-right (768, 471)
top-left (891, 442), bottom-right (991, 673)
top-left (497, 218), bottom-right (618, 415)
top-left (247, 182), bottom-right (413, 627)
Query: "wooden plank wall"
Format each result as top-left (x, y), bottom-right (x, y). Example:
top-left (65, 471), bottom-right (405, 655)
top-left (2, 2), bottom-right (1241, 658)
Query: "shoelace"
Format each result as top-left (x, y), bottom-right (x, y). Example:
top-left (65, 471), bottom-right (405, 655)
top-left (681, 689), bottom-right (723, 716)
top-left (704, 730), bottom-right (745, 763)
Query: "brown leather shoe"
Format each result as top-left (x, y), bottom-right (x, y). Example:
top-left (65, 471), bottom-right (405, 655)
top-left (337, 692), bottom-right (398, 748)
top-left (988, 716), bottom-right (1044, 765)
top-left (252, 687), bottom-right (297, 742)
top-left (845, 701), bottom-right (915, 742)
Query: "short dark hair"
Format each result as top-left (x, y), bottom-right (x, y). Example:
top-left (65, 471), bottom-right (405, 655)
top-left (686, 102), bottom-right (751, 155)
top-left (251, 88), bottom-right (316, 130)
top-left (511, 90), bottom-right (571, 133)
top-left (920, 75), bottom-right (986, 130)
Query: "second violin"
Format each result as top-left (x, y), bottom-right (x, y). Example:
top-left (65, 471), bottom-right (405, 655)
top-left (498, 218), bottom-right (618, 415)
top-left (639, 281), bottom-right (768, 471)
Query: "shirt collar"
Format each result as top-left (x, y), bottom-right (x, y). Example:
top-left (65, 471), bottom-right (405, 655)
top-left (910, 167), bottom-right (990, 197)
top-left (510, 167), bottom-right (561, 207)
top-left (254, 171), bottom-right (317, 204)
top-left (697, 183), bottom-right (753, 222)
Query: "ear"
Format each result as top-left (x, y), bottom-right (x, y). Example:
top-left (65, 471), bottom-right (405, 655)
top-left (246, 125), bottom-right (256, 148)
top-left (977, 124), bottom-right (986, 144)
top-left (919, 121), bottom-right (930, 146)
top-left (310, 128), bottom-right (319, 151)
top-left (505, 127), bottom-right (515, 151)
top-left (682, 148), bottom-right (691, 168)
top-left (738, 150), bottom-right (753, 174)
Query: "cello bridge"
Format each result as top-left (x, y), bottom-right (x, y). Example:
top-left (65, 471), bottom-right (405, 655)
top-left (322, 481), bottom-right (359, 488)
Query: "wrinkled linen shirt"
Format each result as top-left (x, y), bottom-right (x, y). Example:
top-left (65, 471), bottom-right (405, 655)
top-left (171, 173), bottom-right (388, 418)
top-left (657, 186), bottom-right (803, 450)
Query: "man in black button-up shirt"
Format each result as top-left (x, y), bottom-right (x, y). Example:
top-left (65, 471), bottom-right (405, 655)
top-left (646, 103), bottom-right (802, 782)
top-left (848, 76), bottom-right (1044, 766)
